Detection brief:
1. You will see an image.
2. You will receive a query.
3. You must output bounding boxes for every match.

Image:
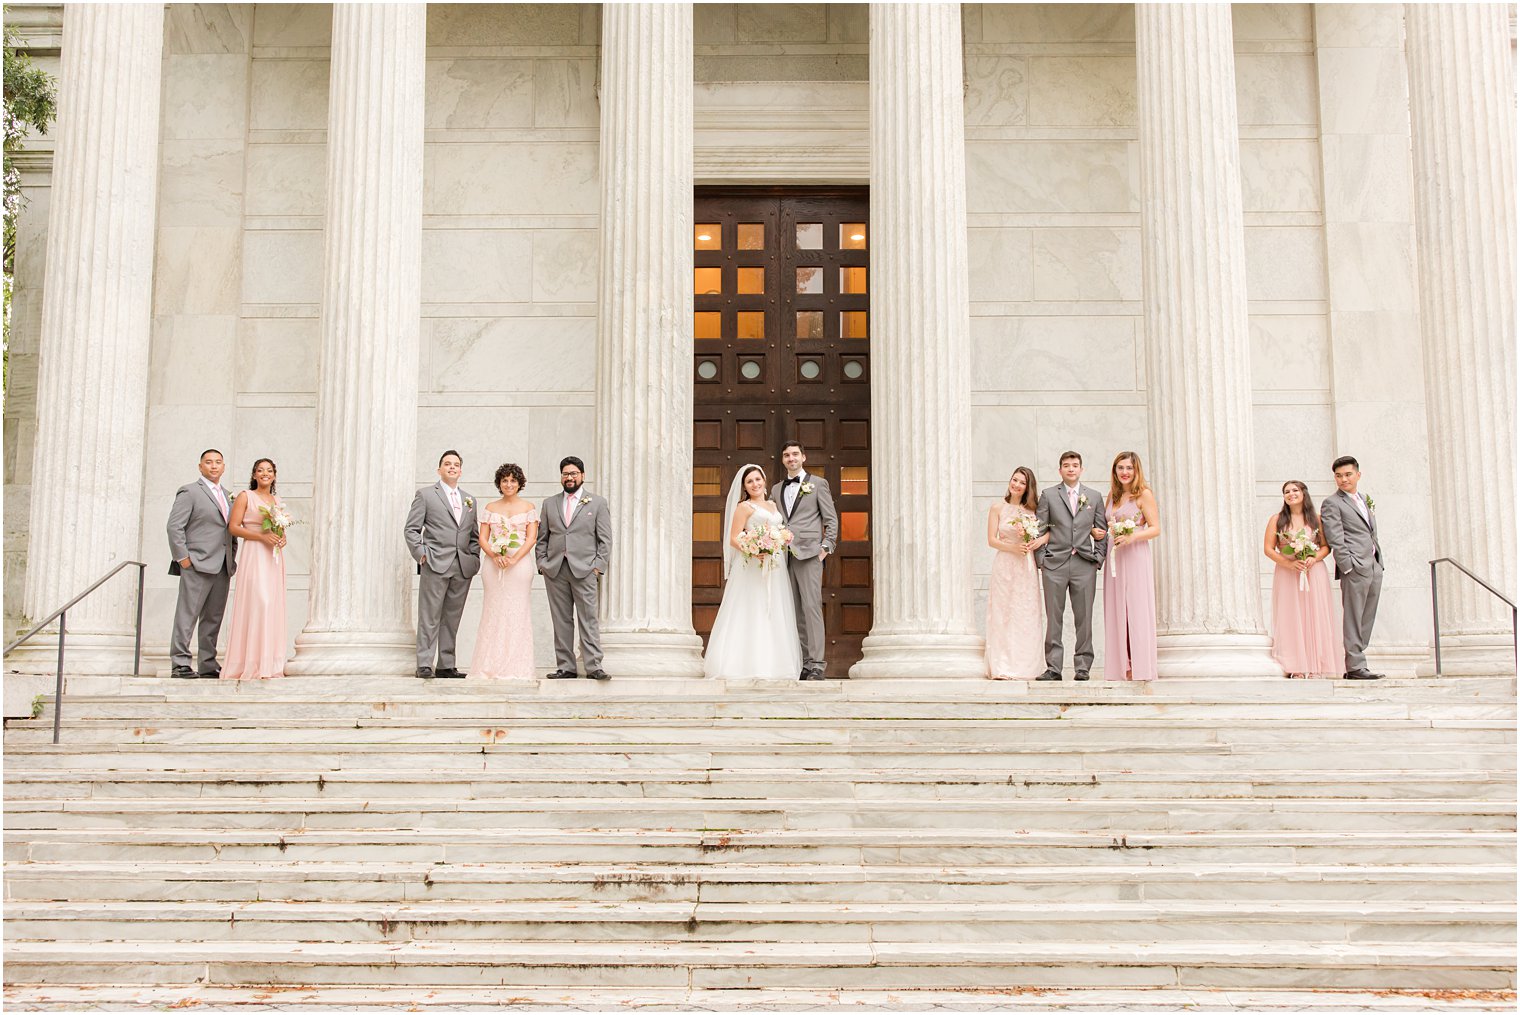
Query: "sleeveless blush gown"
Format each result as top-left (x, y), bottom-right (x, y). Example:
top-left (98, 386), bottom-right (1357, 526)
top-left (985, 503), bottom-right (1046, 679)
top-left (222, 491), bottom-right (288, 680)
top-left (471, 507), bottom-right (538, 680)
top-left (1102, 499), bottom-right (1158, 681)
top-left (1269, 528), bottom-right (1345, 677)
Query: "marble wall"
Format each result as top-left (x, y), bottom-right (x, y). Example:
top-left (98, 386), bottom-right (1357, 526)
top-left (6, 3), bottom-right (1444, 676)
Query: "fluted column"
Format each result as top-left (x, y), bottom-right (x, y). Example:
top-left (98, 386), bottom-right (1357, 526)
top-left (287, 4), bottom-right (425, 676)
top-left (593, 3), bottom-right (706, 677)
top-left (850, 3), bottom-right (985, 679)
top-left (13, 5), bottom-right (163, 675)
top-left (1135, 4), bottom-right (1277, 676)
top-left (1405, 4), bottom-right (1517, 675)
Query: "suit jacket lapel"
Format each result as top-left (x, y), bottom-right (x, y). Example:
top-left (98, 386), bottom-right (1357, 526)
top-left (435, 482), bottom-right (460, 529)
top-left (784, 473), bottom-right (804, 520)
top-left (1340, 490), bottom-right (1372, 532)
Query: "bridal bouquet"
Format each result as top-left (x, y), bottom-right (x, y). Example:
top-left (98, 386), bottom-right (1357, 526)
top-left (259, 502), bottom-right (295, 560)
top-left (1108, 515), bottom-right (1140, 577)
top-left (1006, 514), bottom-right (1043, 571)
top-left (1280, 527), bottom-right (1318, 591)
top-left (487, 527), bottom-right (523, 560)
top-left (736, 523), bottom-right (794, 570)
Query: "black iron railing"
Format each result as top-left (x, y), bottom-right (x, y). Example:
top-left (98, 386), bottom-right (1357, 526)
top-left (1429, 557), bottom-right (1517, 677)
top-left (3, 561), bottom-right (147, 743)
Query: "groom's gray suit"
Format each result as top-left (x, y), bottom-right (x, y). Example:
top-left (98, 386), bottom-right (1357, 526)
top-left (166, 478), bottom-right (239, 674)
top-left (1321, 489), bottom-right (1383, 674)
top-left (1036, 482), bottom-right (1109, 676)
top-left (771, 471), bottom-right (839, 676)
top-left (535, 490), bottom-right (611, 674)
top-left (405, 481), bottom-right (481, 671)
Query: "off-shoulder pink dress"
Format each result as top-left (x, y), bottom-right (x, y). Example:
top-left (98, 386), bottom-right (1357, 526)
top-left (471, 506), bottom-right (538, 680)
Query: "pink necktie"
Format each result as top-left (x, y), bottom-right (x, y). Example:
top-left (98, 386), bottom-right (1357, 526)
top-left (564, 495), bottom-right (574, 525)
top-left (213, 486), bottom-right (228, 521)
top-left (1068, 488), bottom-right (1078, 514)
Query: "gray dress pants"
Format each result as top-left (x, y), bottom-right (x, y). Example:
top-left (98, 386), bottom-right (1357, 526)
top-left (1339, 564), bottom-right (1383, 672)
top-left (544, 565), bottom-right (603, 673)
top-left (170, 563), bottom-right (231, 672)
top-left (417, 558), bottom-right (472, 669)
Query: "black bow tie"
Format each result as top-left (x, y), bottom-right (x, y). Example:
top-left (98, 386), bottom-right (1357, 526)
top-left (784, 476), bottom-right (801, 486)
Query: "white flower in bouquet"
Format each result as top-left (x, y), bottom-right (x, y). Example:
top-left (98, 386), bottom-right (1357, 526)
top-left (737, 523), bottom-right (794, 571)
top-left (1280, 527), bottom-right (1318, 590)
top-left (488, 526), bottom-right (524, 559)
top-left (1006, 514), bottom-right (1043, 570)
top-left (259, 502), bottom-right (296, 560)
top-left (1107, 515), bottom-right (1140, 577)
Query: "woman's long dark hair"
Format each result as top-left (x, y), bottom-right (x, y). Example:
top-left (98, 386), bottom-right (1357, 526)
top-left (1003, 466), bottom-right (1038, 511)
top-left (248, 458), bottom-right (277, 496)
top-left (736, 465), bottom-right (766, 504)
top-left (1276, 480), bottom-right (1318, 536)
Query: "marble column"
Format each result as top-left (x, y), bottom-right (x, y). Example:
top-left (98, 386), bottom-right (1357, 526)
top-left (1135, 4), bottom-right (1278, 676)
top-left (592, 3), bottom-right (706, 678)
top-left (287, 4), bottom-right (426, 676)
top-left (13, 4), bottom-right (163, 675)
top-left (850, 3), bottom-right (985, 679)
top-left (1405, 4), bottom-right (1517, 675)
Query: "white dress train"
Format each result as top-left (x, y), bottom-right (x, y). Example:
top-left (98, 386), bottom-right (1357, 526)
top-left (703, 506), bottom-right (804, 680)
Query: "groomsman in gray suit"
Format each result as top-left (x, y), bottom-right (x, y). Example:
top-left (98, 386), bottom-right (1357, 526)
top-left (1035, 451), bottom-right (1109, 681)
top-left (167, 449), bottom-right (239, 678)
top-left (1320, 455), bottom-right (1385, 680)
top-left (405, 450), bottom-right (480, 679)
top-left (536, 455), bottom-right (612, 681)
top-left (772, 440), bottom-right (838, 680)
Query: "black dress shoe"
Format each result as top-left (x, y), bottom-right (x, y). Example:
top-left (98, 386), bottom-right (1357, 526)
top-left (415, 667), bottom-right (434, 679)
top-left (433, 667), bottom-right (464, 679)
top-left (546, 670), bottom-right (578, 679)
top-left (1036, 670), bottom-right (1062, 681)
top-left (171, 665), bottom-right (197, 679)
top-left (1345, 670), bottom-right (1381, 680)
top-left (800, 671), bottom-right (825, 681)
top-left (197, 670), bottom-right (221, 679)
top-left (1074, 672), bottom-right (1091, 681)
top-left (586, 670), bottom-right (610, 681)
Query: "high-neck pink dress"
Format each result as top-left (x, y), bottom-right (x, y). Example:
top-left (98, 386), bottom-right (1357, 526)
top-left (1269, 526), bottom-right (1345, 677)
top-left (985, 503), bottom-right (1046, 679)
top-left (1102, 499), bottom-right (1158, 681)
top-left (222, 491), bottom-right (287, 680)
top-left (471, 506), bottom-right (538, 680)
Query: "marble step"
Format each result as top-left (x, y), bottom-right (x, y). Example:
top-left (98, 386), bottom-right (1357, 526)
top-left (6, 745), bottom-right (1514, 777)
top-left (5, 939), bottom-right (1514, 990)
top-left (8, 861), bottom-right (1511, 905)
top-left (9, 828), bottom-right (1513, 866)
top-left (6, 797), bottom-right (1512, 833)
top-left (7, 984), bottom-right (1519, 1012)
top-left (6, 899), bottom-right (1514, 945)
top-left (10, 767), bottom-right (1511, 801)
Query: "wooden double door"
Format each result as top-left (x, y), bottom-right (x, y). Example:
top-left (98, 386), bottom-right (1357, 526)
top-left (691, 189), bottom-right (873, 676)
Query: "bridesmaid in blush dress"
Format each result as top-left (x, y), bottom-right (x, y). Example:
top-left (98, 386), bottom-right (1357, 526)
top-left (1102, 451), bottom-right (1161, 681)
top-left (222, 458), bottom-right (288, 680)
top-left (1264, 480), bottom-right (1345, 678)
top-left (985, 467), bottom-right (1049, 679)
top-left (470, 463), bottom-right (539, 680)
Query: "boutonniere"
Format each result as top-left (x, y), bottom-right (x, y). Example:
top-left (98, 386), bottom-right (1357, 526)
top-left (800, 482), bottom-right (814, 496)
top-left (1077, 494), bottom-right (1089, 509)
top-left (1364, 496), bottom-right (1375, 513)
top-left (464, 497), bottom-right (473, 509)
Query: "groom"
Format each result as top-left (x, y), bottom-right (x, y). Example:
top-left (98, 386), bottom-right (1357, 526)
top-left (771, 440), bottom-right (838, 681)
top-left (1036, 451), bottom-right (1109, 681)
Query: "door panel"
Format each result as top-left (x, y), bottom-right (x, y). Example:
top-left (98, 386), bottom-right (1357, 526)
top-left (692, 188), bottom-right (872, 676)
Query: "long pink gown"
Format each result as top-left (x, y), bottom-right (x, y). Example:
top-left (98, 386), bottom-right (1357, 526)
top-left (471, 506), bottom-right (537, 680)
top-left (1269, 529), bottom-right (1345, 677)
top-left (222, 491), bottom-right (287, 680)
top-left (1102, 499), bottom-right (1158, 681)
top-left (985, 503), bottom-right (1046, 679)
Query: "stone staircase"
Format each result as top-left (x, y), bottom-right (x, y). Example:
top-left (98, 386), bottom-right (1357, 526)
top-left (3, 675), bottom-right (1516, 1007)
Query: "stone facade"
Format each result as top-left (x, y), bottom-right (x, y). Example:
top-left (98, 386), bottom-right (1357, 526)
top-left (5, 3), bottom-right (1515, 679)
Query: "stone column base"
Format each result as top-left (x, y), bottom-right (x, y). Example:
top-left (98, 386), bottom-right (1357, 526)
top-left (849, 633), bottom-right (987, 680)
top-left (1156, 633), bottom-right (1282, 678)
top-left (5, 631), bottom-right (144, 677)
top-left (285, 629), bottom-right (418, 677)
top-left (598, 631), bottom-right (707, 679)
top-left (1418, 633), bottom-right (1518, 677)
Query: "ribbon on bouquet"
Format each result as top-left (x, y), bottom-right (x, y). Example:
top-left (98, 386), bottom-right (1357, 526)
top-left (1299, 569), bottom-right (1309, 593)
top-left (1109, 544), bottom-right (1119, 579)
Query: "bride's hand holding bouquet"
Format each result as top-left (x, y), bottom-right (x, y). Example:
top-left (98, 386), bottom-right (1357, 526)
top-left (736, 523), bottom-right (794, 571)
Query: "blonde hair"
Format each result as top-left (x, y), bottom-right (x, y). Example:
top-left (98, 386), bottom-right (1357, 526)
top-left (1108, 451), bottom-right (1148, 508)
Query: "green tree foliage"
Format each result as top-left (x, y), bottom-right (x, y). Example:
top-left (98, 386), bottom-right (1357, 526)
top-left (3, 16), bottom-right (57, 391)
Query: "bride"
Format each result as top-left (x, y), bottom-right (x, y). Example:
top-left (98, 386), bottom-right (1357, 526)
top-left (703, 464), bottom-right (804, 680)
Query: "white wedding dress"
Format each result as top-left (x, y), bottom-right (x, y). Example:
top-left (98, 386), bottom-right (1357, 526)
top-left (703, 505), bottom-right (804, 680)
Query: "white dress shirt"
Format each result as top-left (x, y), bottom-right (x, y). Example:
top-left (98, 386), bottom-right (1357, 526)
top-left (783, 471), bottom-right (807, 514)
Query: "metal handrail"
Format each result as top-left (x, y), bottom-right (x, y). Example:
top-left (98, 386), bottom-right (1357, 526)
top-left (1429, 557), bottom-right (1518, 676)
top-left (4, 561), bottom-right (147, 744)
